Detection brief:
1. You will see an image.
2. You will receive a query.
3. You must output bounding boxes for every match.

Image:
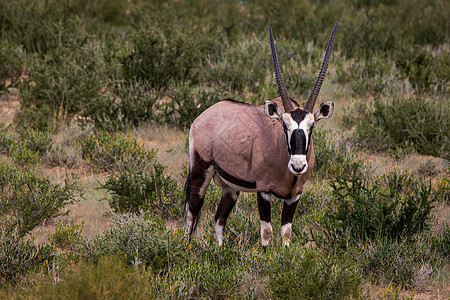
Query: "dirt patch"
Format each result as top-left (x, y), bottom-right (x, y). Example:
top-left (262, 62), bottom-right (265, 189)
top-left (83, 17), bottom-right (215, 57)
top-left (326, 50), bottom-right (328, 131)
top-left (361, 152), bottom-right (448, 175)
top-left (0, 95), bottom-right (20, 125)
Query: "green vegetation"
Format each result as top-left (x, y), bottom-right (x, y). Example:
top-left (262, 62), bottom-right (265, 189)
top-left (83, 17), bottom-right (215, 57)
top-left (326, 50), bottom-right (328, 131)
top-left (0, 0), bottom-right (448, 298)
top-left (0, 161), bottom-right (80, 236)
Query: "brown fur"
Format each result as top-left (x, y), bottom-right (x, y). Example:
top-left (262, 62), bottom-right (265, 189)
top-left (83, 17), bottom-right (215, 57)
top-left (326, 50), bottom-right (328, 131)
top-left (190, 96), bottom-right (314, 199)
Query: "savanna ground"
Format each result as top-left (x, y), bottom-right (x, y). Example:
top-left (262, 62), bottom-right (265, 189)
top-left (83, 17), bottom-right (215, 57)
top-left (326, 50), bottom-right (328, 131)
top-left (0, 0), bottom-right (449, 299)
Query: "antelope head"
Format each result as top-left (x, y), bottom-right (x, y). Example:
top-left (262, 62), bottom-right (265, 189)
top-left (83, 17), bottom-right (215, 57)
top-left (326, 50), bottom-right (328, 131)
top-left (265, 21), bottom-right (337, 175)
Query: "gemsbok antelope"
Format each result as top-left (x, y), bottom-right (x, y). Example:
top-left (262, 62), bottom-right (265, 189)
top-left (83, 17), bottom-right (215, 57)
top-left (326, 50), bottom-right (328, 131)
top-left (186, 20), bottom-right (338, 248)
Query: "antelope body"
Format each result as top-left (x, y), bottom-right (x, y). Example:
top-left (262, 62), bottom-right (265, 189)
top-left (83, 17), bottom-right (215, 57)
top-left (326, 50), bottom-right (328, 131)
top-left (186, 21), bottom-right (338, 247)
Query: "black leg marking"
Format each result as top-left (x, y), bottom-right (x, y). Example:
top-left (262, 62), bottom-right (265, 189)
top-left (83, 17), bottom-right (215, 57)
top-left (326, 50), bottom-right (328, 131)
top-left (186, 153), bottom-right (214, 238)
top-left (257, 192), bottom-right (272, 249)
top-left (281, 198), bottom-right (299, 244)
top-left (214, 186), bottom-right (239, 245)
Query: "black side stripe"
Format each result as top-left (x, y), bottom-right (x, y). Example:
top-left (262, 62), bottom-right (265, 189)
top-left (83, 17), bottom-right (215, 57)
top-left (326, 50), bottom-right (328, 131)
top-left (213, 162), bottom-right (257, 189)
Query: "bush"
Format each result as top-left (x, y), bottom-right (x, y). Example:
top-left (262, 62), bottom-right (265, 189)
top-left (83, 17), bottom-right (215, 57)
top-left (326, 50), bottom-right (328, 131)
top-left (122, 21), bottom-right (218, 88)
top-left (49, 220), bottom-right (85, 251)
top-left (353, 96), bottom-right (449, 159)
top-left (83, 81), bottom-right (158, 131)
top-left (12, 254), bottom-right (158, 299)
top-left (394, 45), bottom-right (447, 91)
top-left (102, 158), bottom-right (180, 217)
top-left (356, 236), bottom-right (441, 289)
top-left (314, 170), bottom-right (437, 249)
top-left (336, 56), bottom-right (400, 98)
top-left (20, 37), bottom-right (110, 125)
top-left (174, 245), bottom-right (246, 299)
top-left (0, 229), bottom-right (54, 286)
top-left (158, 84), bottom-right (221, 128)
top-left (269, 245), bottom-right (362, 299)
top-left (312, 127), bottom-right (361, 179)
top-left (0, 41), bottom-right (24, 94)
top-left (0, 161), bottom-right (81, 236)
top-left (83, 215), bottom-right (186, 273)
top-left (80, 130), bottom-right (156, 172)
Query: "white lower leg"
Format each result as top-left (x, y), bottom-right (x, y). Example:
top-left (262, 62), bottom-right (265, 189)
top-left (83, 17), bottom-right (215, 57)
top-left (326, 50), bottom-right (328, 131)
top-left (186, 204), bottom-right (194, 234)
top-left (281, 223), bottom-right (292, 245)
top-left (260, 221), bottom-right (273, 248)
top-left (215, 220), bottom-right (224, 246)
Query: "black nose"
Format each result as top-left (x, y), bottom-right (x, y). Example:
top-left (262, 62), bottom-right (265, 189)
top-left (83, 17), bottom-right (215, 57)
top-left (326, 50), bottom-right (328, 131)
top-left (291, 164), bottom-right (305, 173)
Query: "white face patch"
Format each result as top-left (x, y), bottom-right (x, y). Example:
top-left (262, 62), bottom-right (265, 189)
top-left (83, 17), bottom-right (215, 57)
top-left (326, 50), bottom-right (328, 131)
top-left (260, 221), bottom-right (273, 248)
top-left (281, 113), bottom-right (315, 175)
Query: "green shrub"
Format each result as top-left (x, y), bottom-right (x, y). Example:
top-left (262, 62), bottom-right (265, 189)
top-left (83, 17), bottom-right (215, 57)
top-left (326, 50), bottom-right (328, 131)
top-left (174, 245), bottom-right (246, 299)
top-left (102, 158), bottom-right (180, 217)
top-left (80, 131), bottom-right (156, 171)
top-left (83, 215), bottom-right (186, 273)
top-left (83, 81), bottom-right (158, 131)
top-left (0, 41), bottom-right (24, 94)
top-left (158, 84), bottom-right (221, 128)
top-left (122, 21), bottom-right (218, 88)
top-left (394, 45), bottom-right (449, 92)
top-left (353, 96), bottom-right (449, 159)
top-left (20, 39), bottom-right (109, 124)
top-left (269, 245), bottom-right (362, 299)
top-left (313, 169), bottom-right (437, 250)
top-left (204, 35), bottom-right (269, 94)
top-left (0, 125), bottom-right (14, 154)
top-left (0, 229), bottom-right (54, 286)
top-left (312, 127), bottom-right (362, 179)
top-left (337, 56), bottom-right (400, 98)
top-left (356, 236), bottom-right (441, 289)
top-left (0, 125), bottom-right (54, 166)
top-left (49, 220), bottom-right (85, 251)
top-left (12, 254), bottom-right (158, 299)
top-left (0, 161), bottom-right (81, 236)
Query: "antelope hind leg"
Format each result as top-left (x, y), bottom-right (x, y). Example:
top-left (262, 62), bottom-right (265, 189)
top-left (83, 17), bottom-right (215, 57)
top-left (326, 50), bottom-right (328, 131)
top-left (185, 163), bottom-right (214, 238)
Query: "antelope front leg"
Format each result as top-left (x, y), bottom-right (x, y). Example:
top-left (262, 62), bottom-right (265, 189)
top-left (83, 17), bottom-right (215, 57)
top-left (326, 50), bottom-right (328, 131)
top-left (214, 185), bottom-right (239, 246)
top-left (281, 194), bottom-right (300, 245)
top-left (257, 192), bottom-right (272, 249)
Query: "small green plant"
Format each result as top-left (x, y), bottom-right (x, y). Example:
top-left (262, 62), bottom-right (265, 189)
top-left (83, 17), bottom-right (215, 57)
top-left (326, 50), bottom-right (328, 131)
top-left (314, 169), bottom-right (437, 249)
top-left (49, 220), bottom-right (85, 251)
top-left (312, 127), bottom-right (362, 179)
top-left (269, 245), bottom-right (362, 299)
top-left (102, 158), bottom-right (180, 217)
top-left (356, 236), bottom-right (439, 289)
top-left (83, 215), bottom-right (186, 273)
top-left (11, 254), bottom-right (158, 299)
top-left (0, 161), bottom-right (81, 236)
top-left (353, 96), bottom-right (449, 159)
top-left (0, 229), bottom-right (54, 286)
top-left (80, 130), bottom-right (156, 171)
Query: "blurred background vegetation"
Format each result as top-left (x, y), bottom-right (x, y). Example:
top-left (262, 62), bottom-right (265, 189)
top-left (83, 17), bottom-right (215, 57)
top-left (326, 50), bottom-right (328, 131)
top-left (0, 0), bottom-right (448, 298)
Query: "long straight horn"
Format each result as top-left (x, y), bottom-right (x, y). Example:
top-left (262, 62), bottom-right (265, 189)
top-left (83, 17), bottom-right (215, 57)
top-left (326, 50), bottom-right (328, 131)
top-left (304, 19), bottom-right (338, 112)
top-left (269, 24), bottom-right (294, 112)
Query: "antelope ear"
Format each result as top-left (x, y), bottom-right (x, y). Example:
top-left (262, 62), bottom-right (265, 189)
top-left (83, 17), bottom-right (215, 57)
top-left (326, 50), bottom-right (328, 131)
top-left (264, 101), bottom-right (283, 122)
top-left (314, 101), bottom-right (334, 122)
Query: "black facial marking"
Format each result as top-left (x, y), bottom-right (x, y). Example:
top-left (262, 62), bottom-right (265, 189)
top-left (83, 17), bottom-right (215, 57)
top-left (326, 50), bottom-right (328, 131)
top-left (290, 129), bottom-right (307, 155)
top-left (290, 110), bottom-right (308, 123)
